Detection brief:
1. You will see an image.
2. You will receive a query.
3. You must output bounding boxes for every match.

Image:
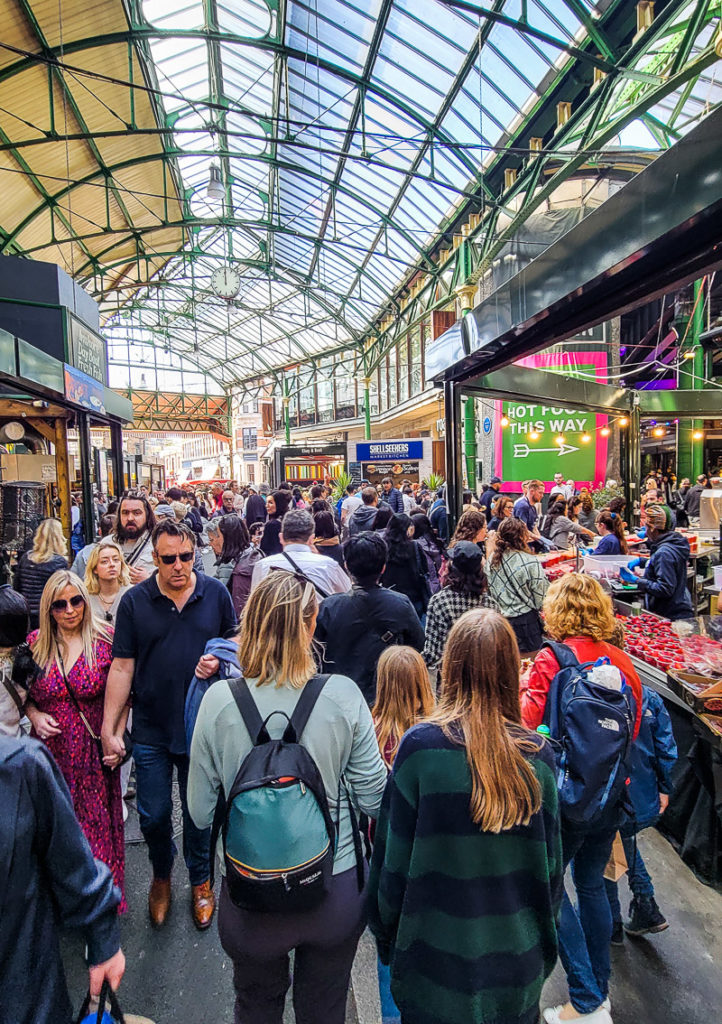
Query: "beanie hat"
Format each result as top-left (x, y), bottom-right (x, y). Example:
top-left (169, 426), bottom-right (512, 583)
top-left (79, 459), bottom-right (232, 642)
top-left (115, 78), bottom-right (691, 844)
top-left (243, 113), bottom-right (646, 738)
top-left (645, 504), bottom-right (673, 532)
top-left (154, 503), bottom-right (175, 519)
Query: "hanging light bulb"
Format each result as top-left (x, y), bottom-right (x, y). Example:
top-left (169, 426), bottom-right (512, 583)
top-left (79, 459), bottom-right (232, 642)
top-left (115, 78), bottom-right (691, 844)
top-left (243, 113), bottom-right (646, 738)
top-left (555, 434), bottom-right (565, 446)
top-left (500, 415), bottom-right (510, 428)
top-left (528, 429), bottom-right (540, 441)
top-left (653, 427), bottom-right (665, 438)
top-left (600, 426), bottom-right (611, 437)
top-left (692, 429), bottom-right (704, 441)
top-left (206, 162), bottom-right (225, 201)
top-left (682, 350), bottom-right (695, 360)
top-left (618, 417), bottom-right (629, 427)
top-left (581, 433), bottom-right (591, 443)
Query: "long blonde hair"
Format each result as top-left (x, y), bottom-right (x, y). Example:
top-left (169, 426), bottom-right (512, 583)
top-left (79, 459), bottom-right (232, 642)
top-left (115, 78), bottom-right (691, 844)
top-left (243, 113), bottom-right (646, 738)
top-left (238, 571), bottom-right (317, 688)
top-left (373, 646), bottom-right (434, 766)
top-left (430, 608), bottom-right (542, 833)
top-left (543, 573), bottom-right (616, 643)
top-left (29, 519), bottom-right (67, 564)
top-left (84, 539), bottom-right (131, 594)
top-left (32, 570), bottom-right (112, 673)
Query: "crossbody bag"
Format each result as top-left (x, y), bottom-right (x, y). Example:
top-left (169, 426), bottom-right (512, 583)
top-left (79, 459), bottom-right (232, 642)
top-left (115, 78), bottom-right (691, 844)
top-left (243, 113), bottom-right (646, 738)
top-left (123, 531), bottom-right (151, 568)
top-left (281, 550), bottom-right (331, 600)
top-left (57, 650), bottom-right (132, 768)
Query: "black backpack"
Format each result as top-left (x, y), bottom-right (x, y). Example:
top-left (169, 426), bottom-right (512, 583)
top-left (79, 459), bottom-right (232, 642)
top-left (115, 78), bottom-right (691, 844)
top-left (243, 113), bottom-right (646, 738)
top-left (211, 675), bottom-right (361, 913)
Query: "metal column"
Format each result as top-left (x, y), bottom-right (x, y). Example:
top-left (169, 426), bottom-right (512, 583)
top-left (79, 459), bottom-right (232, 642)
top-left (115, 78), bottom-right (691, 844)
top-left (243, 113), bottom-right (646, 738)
top-left (444, 380), bottom-right (463, 531)
top-left (109, 420), bottom-right (125, 498)
top-left (624, 406), bottom-right (641, 525)
top-left (76, 412), bottom-right (95, 542)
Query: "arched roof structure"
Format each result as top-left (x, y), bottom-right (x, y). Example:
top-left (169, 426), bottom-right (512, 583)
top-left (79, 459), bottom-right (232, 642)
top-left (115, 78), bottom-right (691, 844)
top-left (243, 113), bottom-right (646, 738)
top-left (0, 0), bottom-right (719, 392)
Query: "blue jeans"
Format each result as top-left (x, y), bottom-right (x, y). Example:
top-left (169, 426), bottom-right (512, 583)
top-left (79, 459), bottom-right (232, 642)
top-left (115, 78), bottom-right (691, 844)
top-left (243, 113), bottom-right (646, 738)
top-left (558, 826), bottom-right (616, 1014)
top-left (134, 743), bottom-right (211, 885)
top-left (605, 825), bottom-right (655, 922)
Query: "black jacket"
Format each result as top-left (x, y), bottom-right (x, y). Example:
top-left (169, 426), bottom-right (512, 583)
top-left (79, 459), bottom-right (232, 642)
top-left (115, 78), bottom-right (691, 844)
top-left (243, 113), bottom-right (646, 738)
top-left (683, 483), bottom-right (706, 517)
top-left (260, 518), bottom-right (283, 555)
top-left (479, 486), bottom-right (500, 519)
top-left (0, 737), bottom-right (120, 1024)
top-left (13, 552), bottom-right (68, 629)
top-left (315, 584), bottom-right (425, 704)
top-left (639, 530), bottom-right (694, 620)
top-left (381, 540), bottom-right (430, 617)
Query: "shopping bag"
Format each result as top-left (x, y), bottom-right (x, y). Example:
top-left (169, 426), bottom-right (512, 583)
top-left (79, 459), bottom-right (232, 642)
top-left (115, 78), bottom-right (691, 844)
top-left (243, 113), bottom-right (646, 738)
top-left (603, 831), bottom-right (628, 882)
top-left (76, 981), bottom-right (124, 1024)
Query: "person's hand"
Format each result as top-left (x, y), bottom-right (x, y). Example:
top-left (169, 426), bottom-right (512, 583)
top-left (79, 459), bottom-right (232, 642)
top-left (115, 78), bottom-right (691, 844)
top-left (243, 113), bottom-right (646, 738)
top-left (101, 732), bottom-right (126, 769)
top-left (195, 654), bottom-right (220, 679)
top-left (30, 710), bottom-right (62, 741)
top-left (89, 948), bottom-right (125, 999)
top-left (659, 792), bottom-right (670, 814)
top-left (128, 564), bottom-right (148, 584)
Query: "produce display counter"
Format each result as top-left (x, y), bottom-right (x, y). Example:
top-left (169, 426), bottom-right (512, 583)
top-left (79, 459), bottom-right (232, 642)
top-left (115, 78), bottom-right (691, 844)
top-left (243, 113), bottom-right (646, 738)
top-left (613, 599), bottom-right (722, 886)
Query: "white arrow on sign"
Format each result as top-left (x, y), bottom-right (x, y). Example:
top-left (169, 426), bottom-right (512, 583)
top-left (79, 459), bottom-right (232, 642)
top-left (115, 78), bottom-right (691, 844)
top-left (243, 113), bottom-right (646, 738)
top-left (513, 442), bottom-right (579, 458)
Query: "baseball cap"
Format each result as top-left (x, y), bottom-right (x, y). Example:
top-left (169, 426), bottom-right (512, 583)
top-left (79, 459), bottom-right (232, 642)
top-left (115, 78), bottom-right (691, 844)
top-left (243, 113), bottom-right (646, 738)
top-left (449, 540), bottom-right (483, 573)
top-left (490, 476), bottom-right (502, 485)
top-left (154, 503), bottom-right (175, 518)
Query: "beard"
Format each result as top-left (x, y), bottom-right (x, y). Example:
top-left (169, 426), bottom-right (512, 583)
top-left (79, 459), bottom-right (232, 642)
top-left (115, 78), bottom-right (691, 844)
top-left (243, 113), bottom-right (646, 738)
top-left (116, 520), bottom-right (146, 542)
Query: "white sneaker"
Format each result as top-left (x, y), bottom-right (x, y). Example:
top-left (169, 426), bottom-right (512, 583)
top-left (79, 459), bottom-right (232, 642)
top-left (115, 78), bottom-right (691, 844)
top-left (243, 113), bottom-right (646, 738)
top-left (543, 1005), bottom-right (612, 1024)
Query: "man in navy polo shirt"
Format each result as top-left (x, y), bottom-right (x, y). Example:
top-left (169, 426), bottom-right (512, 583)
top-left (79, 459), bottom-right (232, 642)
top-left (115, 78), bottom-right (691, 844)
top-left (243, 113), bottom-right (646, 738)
top-left (101, 519), bottom-right (235, 930)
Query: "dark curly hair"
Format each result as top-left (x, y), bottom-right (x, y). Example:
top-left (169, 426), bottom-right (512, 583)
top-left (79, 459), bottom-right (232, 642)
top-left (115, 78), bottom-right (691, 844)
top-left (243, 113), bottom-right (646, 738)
top-left (490, 516), bottom-right (530, 568)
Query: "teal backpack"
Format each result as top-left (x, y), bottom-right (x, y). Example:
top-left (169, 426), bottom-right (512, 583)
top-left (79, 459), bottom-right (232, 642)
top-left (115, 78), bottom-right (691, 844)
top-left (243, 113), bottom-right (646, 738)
top-left (212, 674), bottom-right (345, 913)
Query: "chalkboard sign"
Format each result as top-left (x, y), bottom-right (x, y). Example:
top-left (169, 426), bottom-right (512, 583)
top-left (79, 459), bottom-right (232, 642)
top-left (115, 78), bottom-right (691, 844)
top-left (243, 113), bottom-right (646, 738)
top-left (68, 313), bottom-right (108, 385)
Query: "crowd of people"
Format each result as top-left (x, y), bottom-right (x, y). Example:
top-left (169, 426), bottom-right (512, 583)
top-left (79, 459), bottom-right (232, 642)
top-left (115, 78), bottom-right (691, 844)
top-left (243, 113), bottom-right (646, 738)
top-left (1, 468), bottom-right (689, 1024)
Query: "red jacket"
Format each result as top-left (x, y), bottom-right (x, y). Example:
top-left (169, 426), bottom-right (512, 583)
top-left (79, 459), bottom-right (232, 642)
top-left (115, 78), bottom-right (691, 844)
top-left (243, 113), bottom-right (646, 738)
top-left (522, 637), bottom-right (643, 739)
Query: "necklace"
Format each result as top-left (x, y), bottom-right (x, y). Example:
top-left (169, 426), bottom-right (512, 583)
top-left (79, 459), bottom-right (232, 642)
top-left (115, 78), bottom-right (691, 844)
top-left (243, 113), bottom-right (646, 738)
top-left (97, 590), bottom-right (117, 622)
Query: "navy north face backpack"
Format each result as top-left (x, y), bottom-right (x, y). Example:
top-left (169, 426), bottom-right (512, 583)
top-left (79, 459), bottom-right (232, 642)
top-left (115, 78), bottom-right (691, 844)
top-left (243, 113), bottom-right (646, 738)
top-left (211, 674), bottom-right (338, 913)
top-left (542, 641), bottom-right (635, 825)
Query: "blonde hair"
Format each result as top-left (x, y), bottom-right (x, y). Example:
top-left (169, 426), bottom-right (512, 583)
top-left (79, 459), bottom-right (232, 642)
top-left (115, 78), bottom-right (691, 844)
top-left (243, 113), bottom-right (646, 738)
top-left (32, 570), bottom-right (112, 673)
top-left (543, 572), bottom-right (616, 643)
top-left (373, 647), bottom-right (434, 767)
top-left (84, 539), bottom-right (131, 594)
top-left (237, 571), bottom-right (317, 688)
top-left (430, 608), bottom-right (541, 833)
top-left (29, 519), bottom-right (67, 564)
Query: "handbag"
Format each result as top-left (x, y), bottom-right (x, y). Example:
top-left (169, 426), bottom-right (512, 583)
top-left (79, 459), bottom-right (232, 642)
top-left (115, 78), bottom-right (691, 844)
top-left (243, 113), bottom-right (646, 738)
top-left (76, 981), bottom-right (125, 1024)
top-left (57, 651), bottom-right (132, 768)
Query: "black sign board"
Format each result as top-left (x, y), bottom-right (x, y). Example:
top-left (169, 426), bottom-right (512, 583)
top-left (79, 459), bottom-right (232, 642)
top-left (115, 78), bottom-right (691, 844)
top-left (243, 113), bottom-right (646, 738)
top-left (67, 313), bottom-right (108, 385)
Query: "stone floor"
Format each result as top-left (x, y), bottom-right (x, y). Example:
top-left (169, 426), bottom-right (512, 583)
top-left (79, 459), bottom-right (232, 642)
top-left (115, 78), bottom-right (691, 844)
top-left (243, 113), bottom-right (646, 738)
top-left (61, 824), bottom-right (721, 1024)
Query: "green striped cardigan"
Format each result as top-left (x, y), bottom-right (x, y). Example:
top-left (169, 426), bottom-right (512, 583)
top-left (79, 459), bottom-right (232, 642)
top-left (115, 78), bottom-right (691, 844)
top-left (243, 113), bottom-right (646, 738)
top-left (367, 721), bottom-right (563, 1024)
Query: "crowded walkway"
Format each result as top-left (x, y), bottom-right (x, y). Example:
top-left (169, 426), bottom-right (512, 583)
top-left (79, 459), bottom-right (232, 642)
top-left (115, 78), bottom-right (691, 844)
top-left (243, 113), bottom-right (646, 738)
top-left (2, 475), bottom-right (721, 1024)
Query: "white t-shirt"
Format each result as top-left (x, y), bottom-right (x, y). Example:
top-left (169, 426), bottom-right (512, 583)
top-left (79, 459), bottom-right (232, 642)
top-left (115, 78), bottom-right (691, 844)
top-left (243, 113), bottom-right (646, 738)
top-left (341, 494), bottom-right (362, 520)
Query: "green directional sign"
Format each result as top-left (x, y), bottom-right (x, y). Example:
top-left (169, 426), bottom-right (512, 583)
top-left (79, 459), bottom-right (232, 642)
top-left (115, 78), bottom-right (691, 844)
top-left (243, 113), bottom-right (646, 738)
top-left (498, 348), bottom-right (609, 488)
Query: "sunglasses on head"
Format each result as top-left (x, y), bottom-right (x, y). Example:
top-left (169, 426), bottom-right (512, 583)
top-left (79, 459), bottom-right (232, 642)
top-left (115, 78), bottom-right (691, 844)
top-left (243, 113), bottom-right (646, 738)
top-left (158, 551), bottom-right (194, 564)
top-left (51, 595), bottom-right (85, 613)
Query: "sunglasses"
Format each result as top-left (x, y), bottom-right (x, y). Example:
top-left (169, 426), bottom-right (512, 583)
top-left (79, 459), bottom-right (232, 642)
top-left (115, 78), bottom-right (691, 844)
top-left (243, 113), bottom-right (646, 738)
top-left (51, 595), bottom-right (85, 613)
top-left (158, 551), bottom-right (194, 564)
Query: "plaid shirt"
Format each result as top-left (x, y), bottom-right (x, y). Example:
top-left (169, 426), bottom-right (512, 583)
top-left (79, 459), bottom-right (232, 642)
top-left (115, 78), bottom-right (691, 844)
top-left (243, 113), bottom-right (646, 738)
top-left (487, 550), bottom-right (549, 618)
top-left (423, 587), bottom-right (497, 669)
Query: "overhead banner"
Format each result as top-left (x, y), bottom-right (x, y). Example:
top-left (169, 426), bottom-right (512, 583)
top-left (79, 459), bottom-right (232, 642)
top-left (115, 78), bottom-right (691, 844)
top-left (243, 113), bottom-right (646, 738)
top-left (496, 347), bottom-right (609, 490)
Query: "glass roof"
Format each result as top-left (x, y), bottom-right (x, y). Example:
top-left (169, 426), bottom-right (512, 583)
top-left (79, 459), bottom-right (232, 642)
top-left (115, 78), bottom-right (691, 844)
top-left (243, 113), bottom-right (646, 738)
top-left (0, 0), bottom-right (718, 391)
top-left (104, 0), bottom-right (606, 386)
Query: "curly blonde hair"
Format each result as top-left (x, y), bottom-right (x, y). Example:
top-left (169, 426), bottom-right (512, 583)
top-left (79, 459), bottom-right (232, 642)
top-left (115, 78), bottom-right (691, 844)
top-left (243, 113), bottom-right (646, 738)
top-left (543, 573), bottom-right (616, 642)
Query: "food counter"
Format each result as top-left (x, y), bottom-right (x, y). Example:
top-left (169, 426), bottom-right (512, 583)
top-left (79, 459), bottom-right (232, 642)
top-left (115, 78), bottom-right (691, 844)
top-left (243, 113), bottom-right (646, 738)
top-left (613, 600), bottom-right (722, 886)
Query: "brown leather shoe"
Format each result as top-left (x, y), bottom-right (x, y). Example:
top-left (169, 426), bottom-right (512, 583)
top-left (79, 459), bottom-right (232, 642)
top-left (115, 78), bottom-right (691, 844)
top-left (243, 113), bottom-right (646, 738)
top-left (148, 877), bottom-right (171, 927)
top-left (191, 880), bottom-right (215, 930)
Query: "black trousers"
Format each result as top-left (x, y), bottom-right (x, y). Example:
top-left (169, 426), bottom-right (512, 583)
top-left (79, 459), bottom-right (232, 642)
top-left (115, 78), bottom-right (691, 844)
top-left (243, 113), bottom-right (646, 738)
top-left (218, 867), bottom-right (366, 1024)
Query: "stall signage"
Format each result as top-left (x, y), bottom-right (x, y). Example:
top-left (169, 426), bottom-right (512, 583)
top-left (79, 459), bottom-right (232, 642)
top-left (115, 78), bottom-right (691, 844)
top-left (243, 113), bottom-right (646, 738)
top-left (63, 364), bottom-right (106, 415)
top-left (356, 441), bottom-right (423, 461)
top-left (483, 416), bottom-right (492, 435)
top-left (496, 348), bottom-right (609, 489)
top-left (68, 315), bottom-right (108, 385)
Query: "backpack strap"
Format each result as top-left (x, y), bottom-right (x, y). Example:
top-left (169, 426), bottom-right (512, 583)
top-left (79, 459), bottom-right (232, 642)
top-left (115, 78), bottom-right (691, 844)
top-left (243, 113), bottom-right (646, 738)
top-left (228, 676), bottom-right (271, 746)
top-left (542, 639), bottom-right (580, 671)
top-left (285, 674), bottom-right (330, 743)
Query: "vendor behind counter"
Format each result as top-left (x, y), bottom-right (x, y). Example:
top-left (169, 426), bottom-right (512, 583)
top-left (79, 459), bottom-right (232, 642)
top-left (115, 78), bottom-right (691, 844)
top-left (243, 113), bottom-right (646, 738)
top-left (620, 504), bottom-right (694, 621)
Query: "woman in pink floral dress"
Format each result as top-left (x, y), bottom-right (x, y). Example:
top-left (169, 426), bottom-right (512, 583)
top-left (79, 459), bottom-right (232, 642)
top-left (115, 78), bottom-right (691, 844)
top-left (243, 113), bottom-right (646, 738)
top-left (26, 569), bottom-right (126, 912)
